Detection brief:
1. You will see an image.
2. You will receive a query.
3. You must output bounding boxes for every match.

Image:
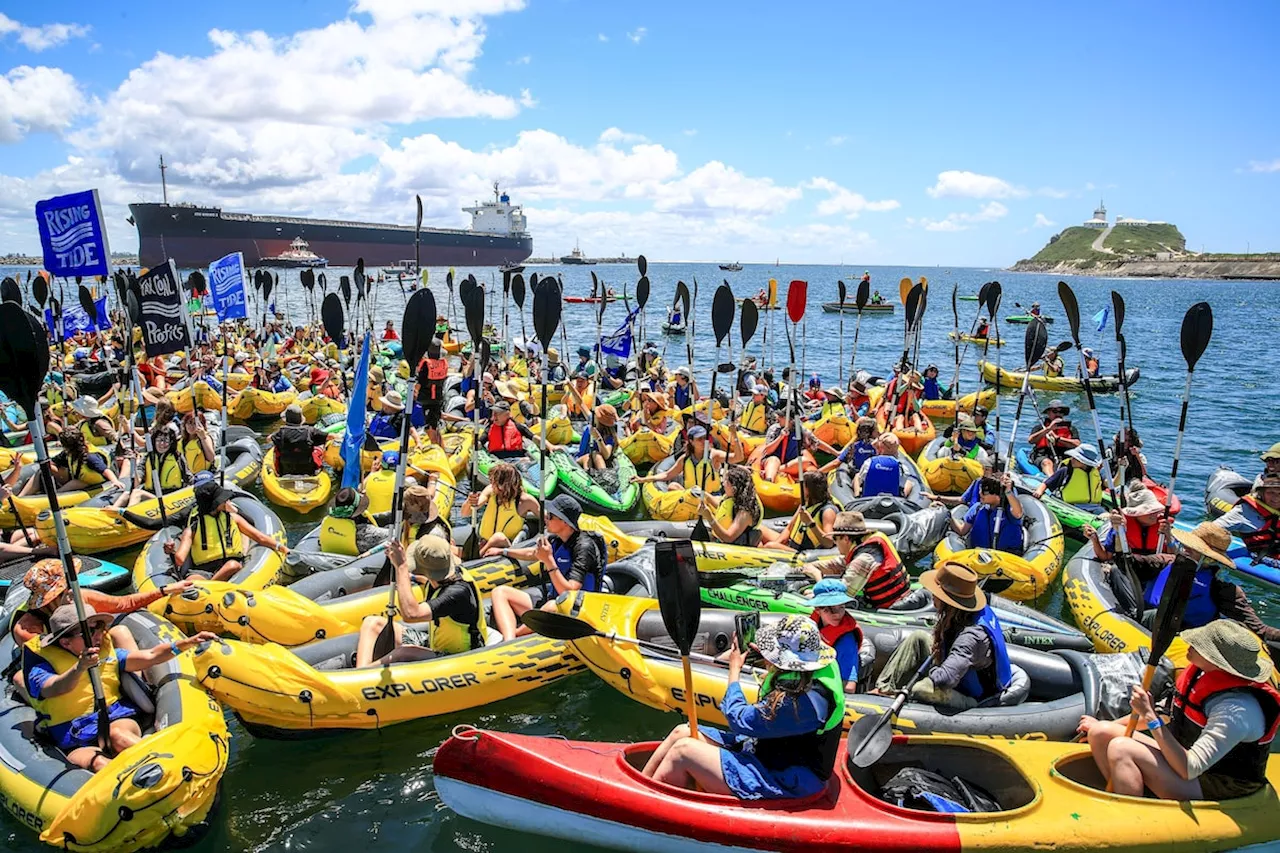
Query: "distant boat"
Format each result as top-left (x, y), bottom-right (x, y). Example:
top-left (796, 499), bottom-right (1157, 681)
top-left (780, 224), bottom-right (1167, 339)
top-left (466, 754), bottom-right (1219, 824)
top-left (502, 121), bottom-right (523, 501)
top-left (821, 301), bottom-right (894, 314)
top-left (719, 262), bottom-right (743, 272)
top-left (259, 237), bottom-right (327, 268)
top-left (382, 259), bottom-right (418, 276)
top-left (500, 263), bottom-right (526, 274)
top-left (560, 241), bottom-right (594, 265)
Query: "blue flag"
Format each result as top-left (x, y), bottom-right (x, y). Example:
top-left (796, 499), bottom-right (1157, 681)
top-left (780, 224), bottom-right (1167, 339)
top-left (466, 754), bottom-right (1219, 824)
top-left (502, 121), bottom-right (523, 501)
top-left (44, 295), bottom-right (108, 339)
top-left (340, 332), bottom-right (372, 489)
top-left (1093, 305), bottom-right (1110, 332)
top-left (599, 306), bottom-right (640, 360)
top-left (209, 252), bottom-right (248, 321)
top-left (35, 189), bottom-right (111, 279)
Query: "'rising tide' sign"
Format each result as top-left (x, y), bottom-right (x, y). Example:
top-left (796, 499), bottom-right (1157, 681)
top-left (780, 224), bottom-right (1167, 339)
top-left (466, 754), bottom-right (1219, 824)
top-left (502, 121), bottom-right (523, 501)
top-left (35, 190), bottom-right (111, 279)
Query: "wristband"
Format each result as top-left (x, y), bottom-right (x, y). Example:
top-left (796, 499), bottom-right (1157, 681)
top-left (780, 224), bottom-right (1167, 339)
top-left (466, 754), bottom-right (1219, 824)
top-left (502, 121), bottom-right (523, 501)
top-left (169, 641), bottom-right (182, 657)
top-left (1146, 717), bottom-right (1163, 732)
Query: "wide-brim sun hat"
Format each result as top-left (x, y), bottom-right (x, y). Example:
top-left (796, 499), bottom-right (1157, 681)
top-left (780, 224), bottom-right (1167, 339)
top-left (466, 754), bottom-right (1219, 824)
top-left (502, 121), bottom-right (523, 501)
top-left (1181, 619), bottom-right (1273, 683)
top-left (809, 578), bottom-right (855, 608)
top-left (1172, 521), bottom-right (1236, 570)
top-left (1121, 484), bottom-right (1164, 516)
top-left (380, 391), bottom-right (404, 412)
top-left (920, 562), bottom-right (986, 612)
top-left (753, 614), bottom-right (838, 672)
top-left (1065, 444), bottom-right (1103, 469)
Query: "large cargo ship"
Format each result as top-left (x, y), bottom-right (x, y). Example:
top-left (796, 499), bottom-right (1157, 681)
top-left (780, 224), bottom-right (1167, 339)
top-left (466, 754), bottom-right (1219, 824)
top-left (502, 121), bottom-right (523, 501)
top-left (129, 181), bottom-right (533, 269)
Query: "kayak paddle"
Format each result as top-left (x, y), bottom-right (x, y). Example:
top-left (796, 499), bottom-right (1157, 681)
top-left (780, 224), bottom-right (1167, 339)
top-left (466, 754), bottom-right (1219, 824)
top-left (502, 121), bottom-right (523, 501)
top-left (460, 280), bottom-right (486, 561)
top-left (1058, 280), bottom-right (1122, 498)
top-left (532, 275), bottom-right (563, 534)
top-left (1155, 302), bottom-right (1213, 555)
top-left (836, 280), bottom-right (846, 387)
top-left (848, 656), bottom-right (932, 768)
top-left (635, 258), bottom-right (650, 404)
top-left (656, 539), bottom-right (703, 738)
top-left (520, 609), bottom-right (724, 665)
top-left (849, 276), bottom-right (869, 376)
top-left (983, 281), bottom-right (1004, 465)
top-left (784, 280), bottom-right (808, 517)
top-left (691, 285), bottom-right (736, 543)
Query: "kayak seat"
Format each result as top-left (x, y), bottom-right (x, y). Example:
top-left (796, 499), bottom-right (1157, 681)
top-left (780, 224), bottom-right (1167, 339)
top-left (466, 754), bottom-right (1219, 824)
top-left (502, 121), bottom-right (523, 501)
top-left (845, 741), bottom-right (1035, 813)
top-left (977, 663), bottom-right (1029, 708)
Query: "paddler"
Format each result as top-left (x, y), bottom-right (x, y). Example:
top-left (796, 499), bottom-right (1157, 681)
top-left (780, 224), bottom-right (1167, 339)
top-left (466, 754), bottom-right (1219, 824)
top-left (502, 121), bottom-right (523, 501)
top-left (630, 390), bottom-right (674, 435)
top-left (19, 603), bottom-right (217, 772)
top-left (757, 407), bottom-right (839, 484)
top-left (270, 404), bottom-right (328, 476)
top-left (844, 373), bottom-right (871, 417)
top-left (976, 316), bottom-right (991, 339)
top-left (736, 355), bottom-right (759, 395)
top-left (1026, 399), bottom-right (1079, 476)
top-left (487, 494), bottom-right (608, 641)
top-left (762, 471), bottom-right (837, 553)
top-left (950, 473), bottom-right (1024, 555)
top-left (1083, 482), bottom-right (1175, 570)
top-left (16, 429), bottom-right (123, 496)
top-left (571, 345), bottom-right (599, 380)
top-left (563, 374), bottom-right (593, 419)
top-left (484, 399), bottom-right (543, 460)
top-left (1110, 426), bottom-right (1149, 484)
top-left (872, 562), bottom-right (1015, 710)
top-left (801, 510), bottom-right (911, 609)
top-left (803, 374), bottom-right (825, 406)
top-left (937, 413), bottom-right (991, 471)
top-left (167, 478), bottom-right (287, 581)
top-left (577, 404), bottom-right (620, 471)
top-left (78, 403), bottom-right (118, 447)
top-left (736, 383), bottom-right (771, 435)
top-left (668, 366), bottom-right (694, 412)
top-left (884, 369), bottom-right (928, 433)
top-left (112, 426), bottom-right (191, 508)
top-left (461, 461), bottom-right (539, 557)
top-left (853, 433), bottom-right (917, 501)
top-left (599, 355), bottom-right (628, 391)
top-left (251, 363), bottom-right (293, 395)
top-left (1039, 345), bottom-right (1065, 378)
top-left (179, 412), bottom-right (216, 475)
top-left (920, 364), bottom-right (950, 401)
top-left (1032, 443), bottom-right (1104, 510)
top-left (353, 535), bottom-right (487, 667)
top-left (696, 464), bottom-right (764, 548)
top-left (136, 354), bottom-right (170, 405)
top-left (1082, 347), bottom-right (1101, 378)
top-left (545, 347), bottom-right (568, 382)
top-left (808, 578), bottom-right (866, 688)
top-left (642, 614), bottom-right (845, 799)
top-left (1217, 475), bottom-right (1280, 564)
top-left (1079, 618), bottom-right (1280, 800)
top-left (369, 390), bottom-right (417, 443)
top-left (381, 320), bottom-right (398, 342)
top-left (319, 486), bottom-right (392, 556)
top-left (631, 424), bottom-right (734, 495)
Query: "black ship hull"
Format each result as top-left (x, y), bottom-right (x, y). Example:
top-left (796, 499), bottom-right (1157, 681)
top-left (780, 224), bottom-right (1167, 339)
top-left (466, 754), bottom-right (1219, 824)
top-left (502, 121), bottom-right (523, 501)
top-left (130, 203), bottom-right (533, 269)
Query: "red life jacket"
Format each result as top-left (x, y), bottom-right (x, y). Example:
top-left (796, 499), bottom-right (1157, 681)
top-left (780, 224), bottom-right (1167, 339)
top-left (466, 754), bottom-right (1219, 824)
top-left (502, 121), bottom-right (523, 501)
top-left (487, 420), bottom-right (523, 453)
top-left (419, 357), bottom-right (449, 404)
top-left (1240, 495), bottom-right (1280, 556)
top-left (1171, 664), bottom-right (1280, 788)
top-left (812, 610), bottom-right (862, 651)
top-left (1035, 423), bottom-right (1074, 450)
top-left (856, 533), bottom-right (909, 608)
top-left (1124, 517), bottom-right (1162, 555)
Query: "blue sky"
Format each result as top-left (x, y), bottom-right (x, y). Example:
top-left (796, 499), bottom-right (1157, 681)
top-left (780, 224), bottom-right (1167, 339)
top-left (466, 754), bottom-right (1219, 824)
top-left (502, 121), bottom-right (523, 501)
top-left (1, 1), bottom-right (1277, 264)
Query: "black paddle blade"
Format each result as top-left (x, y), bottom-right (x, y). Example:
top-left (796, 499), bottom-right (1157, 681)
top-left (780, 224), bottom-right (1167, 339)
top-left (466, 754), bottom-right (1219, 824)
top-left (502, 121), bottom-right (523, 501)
top-left (339, 277), bottom-right (351, 307)
top-left (33, 274), bottom-right (48, 308)
top-left (263, 275), bottom-right (274, 304)
top-left (675, 280), bottom-right (690, 319)
top-left (712, 283), bottom-right (735, 346)
top-left (655, 539), bottom-right (700, 656)
top-left (950, 283), bottom-right (958, 323)
top-left (0, 302), bottom-right (48, 419)
top-left (856, 278), bottom-right (870, 309)
top-left (637, 255), bottom-right (648, 278)
top-left (446, 270), bottom-right (455, 292)
top-left (502, 269), bottom-right (512, 296)
top-left (521, 609), bottom-right (597, 641)
top-left (983, 281), bottom-right (1003, 318)
top-left (49, 295), bottom-right (62, 323)
top-left (188, 270), bottom-right (208, 297)
top-left (848, 714), bottom-right (892, 768)
top-left (354, 259), bottom-right (366, 298)
top-left (0, 277), bottom-right (18, 304)
top-left (319, 272), bottom-right (328, 292)
top-left (416, 195), bottom-right (423, 231)
top-left (300, 268), bottom-right (314, 291)
top-left (532, 275), bottom-right (561, 351)
top-left (402, 289), bottom-right (436, 369)
top-left (1058, 280), bottom-right (1082, 342)
top-left (977, 281), bottom-right (991, 311)
top-left (1180, 302), bottom-right (1213, 371)
top-left (740, 297), bottom-right (759, 347)
top-left (1023, 318), bottom-right (1049, 369)
top-left (125, 291), bottom-right (141, 328)
top-left (322, 293), bottom-right (345, 345)
top-left (512, 273), bottom-right (526, 309)
top-left (837, 279), bottom-right (847, 306)
top-left (77, 284), bottom-right (95, 321)
top-left (1147, 554), bottom-right (1201, 665)
top-left (636, 276), bottom-right (650, 310)
top-left (1111, 291), bottom-right (1126, 335)
top-left (904, 284), bottom-right (923, 332)
top-left (462, 280), bottom-right (485, 344)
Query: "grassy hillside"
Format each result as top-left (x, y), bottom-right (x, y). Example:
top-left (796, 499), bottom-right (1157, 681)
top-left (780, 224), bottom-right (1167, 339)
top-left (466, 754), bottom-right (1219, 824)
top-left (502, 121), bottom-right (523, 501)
top-left (1103, 223), bottom-right (1186, 255)
top-left (1026, 227), bottom-right (1109, 263)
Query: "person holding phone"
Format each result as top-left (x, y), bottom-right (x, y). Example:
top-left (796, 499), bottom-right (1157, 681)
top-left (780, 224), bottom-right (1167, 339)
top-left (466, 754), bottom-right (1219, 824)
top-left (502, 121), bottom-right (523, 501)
top-left (641, 615), bottom-right (846, 799)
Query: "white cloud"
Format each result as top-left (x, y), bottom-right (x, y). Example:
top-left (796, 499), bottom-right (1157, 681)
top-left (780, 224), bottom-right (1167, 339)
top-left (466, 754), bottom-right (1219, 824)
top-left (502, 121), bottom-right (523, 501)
top-left (628, 27), bottom-right (647, 43)
top-left (0, 13), bottom-right (91, 51)
top-left (598, 128), bottom-right (649, 145)
top-left (0, 65), bottom-right (88, 143)
top-left (827, 135), bottom-right (847, 146)
top-left (519, 88), bottom-right (537, 108)
top-left (807, 177), bottom-right (899, 218)
top-left (511, 54), bottom-right (531, 65)
top-left (1033, 212), bottom-right (1056, 228)
top-left (926, 170), bottom-right (1028, 200)
top-left (1248, 159), bottom-right (1280, 173)
top-left (909, 201), bottom-right (1009, 232)
top-left (597, 33), bottom-right (609, 42)
top-left (650, 161), bottom-right (801, 217)
top-left (682, 129), bottom-right (697, 136)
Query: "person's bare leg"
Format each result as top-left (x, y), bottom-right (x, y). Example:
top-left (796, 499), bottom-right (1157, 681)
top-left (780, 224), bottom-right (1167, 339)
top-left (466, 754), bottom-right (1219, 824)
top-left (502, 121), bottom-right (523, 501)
top-left (108, 719), bottom-right (143, 754)
top-left (1106, 735), bottom-right (1202, 800)
top-left (209, 560), bottom-right (243, 582)
top-left (652, 738), bottom-right (733, 794)
top-left (355, 615), bottom-right (388, 667)
top-left (763, 456), bottom-right (781, 482)
top-left (642, 723), bottom-right (691, 776)
top-left (1086, 719), bottom-right (1126, 781)
top-left (490, 586), bottom-right (534, 641)
top-left (1039, 457), bottom-right (1054, 476)
top-left (66, 745), bottom-right (111, 772)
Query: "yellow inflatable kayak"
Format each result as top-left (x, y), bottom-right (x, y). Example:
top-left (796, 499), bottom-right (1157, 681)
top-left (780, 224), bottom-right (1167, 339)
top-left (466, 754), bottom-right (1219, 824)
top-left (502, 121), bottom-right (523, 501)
top-left (262, 448), bottom-right (334, 514)
top-left (228, 386), bottom-right (298, 420)
top-left (619, 426), bottom-right (676, 466)
top-left (920, 388), bottom-right (997, 421)
top-left (979, 360), bottom-right (1141, 394)
top-left (0, 608), bottom-right (228, 853)
top-left (917, 436), bottom-right (985, 495)
top-left (298, 392), bottom-right (345, 424)
top-left (933, 494), bottom-right (1066, 601)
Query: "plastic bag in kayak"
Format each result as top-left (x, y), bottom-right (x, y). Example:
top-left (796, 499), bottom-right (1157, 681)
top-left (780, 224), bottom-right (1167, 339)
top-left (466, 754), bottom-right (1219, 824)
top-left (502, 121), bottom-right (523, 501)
top-left (880, 767), bottom-right (1001, 814)
top-left (1093, 649), bottom-right (1174, 719)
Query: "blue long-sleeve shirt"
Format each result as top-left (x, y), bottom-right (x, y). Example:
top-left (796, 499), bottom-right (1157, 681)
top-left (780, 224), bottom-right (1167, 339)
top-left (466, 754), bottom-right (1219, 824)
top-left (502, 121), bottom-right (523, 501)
top-left (721, 679), bottom-right (829, 738)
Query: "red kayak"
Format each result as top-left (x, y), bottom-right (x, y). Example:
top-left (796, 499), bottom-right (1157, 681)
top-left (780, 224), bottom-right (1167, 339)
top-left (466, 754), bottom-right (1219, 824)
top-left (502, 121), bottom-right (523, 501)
top-left (564, 292), bottom-right (617, 304)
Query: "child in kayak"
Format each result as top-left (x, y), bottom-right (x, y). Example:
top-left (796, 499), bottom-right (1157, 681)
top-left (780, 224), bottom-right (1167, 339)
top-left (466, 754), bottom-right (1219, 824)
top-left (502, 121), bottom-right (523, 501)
top-left (642, 615), bottom-right (845, 799)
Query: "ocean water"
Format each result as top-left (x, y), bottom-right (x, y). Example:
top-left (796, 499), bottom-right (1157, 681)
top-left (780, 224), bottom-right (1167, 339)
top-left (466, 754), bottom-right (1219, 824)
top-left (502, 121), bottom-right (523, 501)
top-left (1, 261), bottom-right (1278, 852)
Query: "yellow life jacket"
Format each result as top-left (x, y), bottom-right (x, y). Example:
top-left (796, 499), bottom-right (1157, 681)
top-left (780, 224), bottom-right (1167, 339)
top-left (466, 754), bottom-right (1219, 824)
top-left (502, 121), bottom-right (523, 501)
top-left (566, 386), bottom-right (594, 418)
top-left (363, 469), bottom-right (397, 515)
top-left (190, 511), bottom-right (245, 566)
top-left (80, 420), bottom-right (111, 447)
top-left (423, 569), bottom-right (487, 654)
top-left (23, 634), bottom-right (122, 732)
top-left (1061, 465), bottom-right (1104, 505)
top-left (69, 451), bottom-right (109, 486)
top-left (510, 356), bottom-right (529, 378)
top-left (480, 497), bottom-right (525, 542)
top-left (785, 501), bottom-right (835, 551)
top-left (715, 495), bottom-right (762, 547)
top-left (819, 400), bottom-right (845, 420)
top-left (143, 450), bottom-right (186, 492)
top-left (683, 455), bottom-right (722, 494)
top-left (318, 512), bottom-right (376, 557)
top-left (181, 436), bottom-right (212, 474)
top-left (741, 401), bottom-right (768, 434)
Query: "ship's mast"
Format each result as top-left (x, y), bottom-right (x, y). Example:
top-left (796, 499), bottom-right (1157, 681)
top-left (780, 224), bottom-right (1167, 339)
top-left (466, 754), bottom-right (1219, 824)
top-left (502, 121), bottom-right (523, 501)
top-left (159, 155), bottom-right (169, 205)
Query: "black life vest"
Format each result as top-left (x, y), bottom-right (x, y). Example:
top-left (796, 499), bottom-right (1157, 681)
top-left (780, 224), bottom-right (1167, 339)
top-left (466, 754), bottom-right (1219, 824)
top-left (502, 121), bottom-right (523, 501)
top-left (275, 425), bottom-right (320, 476)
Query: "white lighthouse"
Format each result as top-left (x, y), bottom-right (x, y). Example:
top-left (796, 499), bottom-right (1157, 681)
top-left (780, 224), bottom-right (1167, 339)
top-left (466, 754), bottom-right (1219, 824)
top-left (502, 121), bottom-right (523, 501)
top-left (1083, 200), bottom-right (1108, 229)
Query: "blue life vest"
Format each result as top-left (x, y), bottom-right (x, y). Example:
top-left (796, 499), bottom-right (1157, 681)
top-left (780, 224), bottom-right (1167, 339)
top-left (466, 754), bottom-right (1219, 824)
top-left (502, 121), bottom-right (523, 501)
top-left (966, 504), bottom-right (1025, 554)
top-left (545, 536), bottom-right (600, 597)
top-left (922, 377), bottom-right (942, 400)
top-left (848, 440), bottom-right (876, 472)
top-left (956, 606), bottom-right (1014, 701)
top-left (410, 401), bottom-right (425, 428)
top-left (1145, 565), bottom-right (1218, 628)
top-left (578, 429), bottom-right (616, 457)
top-left (368, 413), bottom-right (399, 439)
top-left (862, 455), bottom-right (900, 497)
top-left (673, 384), bottom-right (692, 410)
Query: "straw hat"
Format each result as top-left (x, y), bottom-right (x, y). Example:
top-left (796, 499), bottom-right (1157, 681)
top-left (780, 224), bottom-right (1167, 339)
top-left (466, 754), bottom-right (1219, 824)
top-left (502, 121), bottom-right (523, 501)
top-left (595, 404), bottom-right (618, 427)
top-left (402, 484), bottom-right (436, 524)
top-left (1181, 619), bottom-right (1273, 684)
top-left (494, 380), bottom-right (519, 401)
top-left (831, 510), bottom-right (868, 536)
top-left (1172, 522), bottom-right (1235, 570)
top-left (1261, 442), bottom-right (1280, 461)
top-left (753, 614), bottom-right (837, 672)
top-left (380, 390), bottom-right (404, 412)
top-left (546, 347), bottom-right (560, 365)
top-left (919, 562), bottom-right (986, 613)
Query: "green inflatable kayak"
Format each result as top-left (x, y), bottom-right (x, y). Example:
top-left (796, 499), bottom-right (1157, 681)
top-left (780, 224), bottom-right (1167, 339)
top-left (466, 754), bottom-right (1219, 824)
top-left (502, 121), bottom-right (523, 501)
top-left (1005, 314), bottom-right (1054, 325)
top-left (549, 448), bottom-right (639, 514)
top-left (474, 440), bottom-right (559, 498)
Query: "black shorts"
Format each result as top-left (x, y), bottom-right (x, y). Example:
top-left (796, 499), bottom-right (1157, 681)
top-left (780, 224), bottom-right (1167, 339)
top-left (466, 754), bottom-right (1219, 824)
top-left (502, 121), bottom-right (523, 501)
top-left (186, 558), bottom-right (237, 579)
top-left (423, 404), bottom-right (442, 430)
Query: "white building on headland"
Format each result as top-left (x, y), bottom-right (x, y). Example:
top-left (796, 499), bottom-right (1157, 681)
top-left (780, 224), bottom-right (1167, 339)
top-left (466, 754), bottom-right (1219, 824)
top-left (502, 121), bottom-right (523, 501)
top-left (1114, 216), bottom-right (1167, 227)
top-left (1083, 201), bottom-right (1108, 229)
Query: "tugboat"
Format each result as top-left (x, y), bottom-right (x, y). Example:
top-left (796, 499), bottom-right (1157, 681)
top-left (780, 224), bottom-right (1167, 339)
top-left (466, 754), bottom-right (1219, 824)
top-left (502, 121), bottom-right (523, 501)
top-left (259, 237), bottom-right (328, 268)
top-left (719, 261), bottom-right (743, 271)
top-left (560, 240), bottom-right (594, 265)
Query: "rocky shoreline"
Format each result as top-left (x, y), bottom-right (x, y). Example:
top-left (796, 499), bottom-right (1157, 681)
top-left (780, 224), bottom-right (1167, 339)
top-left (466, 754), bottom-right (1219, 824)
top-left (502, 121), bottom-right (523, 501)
top-left (1010, 258), bottom-right (1280, 281)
